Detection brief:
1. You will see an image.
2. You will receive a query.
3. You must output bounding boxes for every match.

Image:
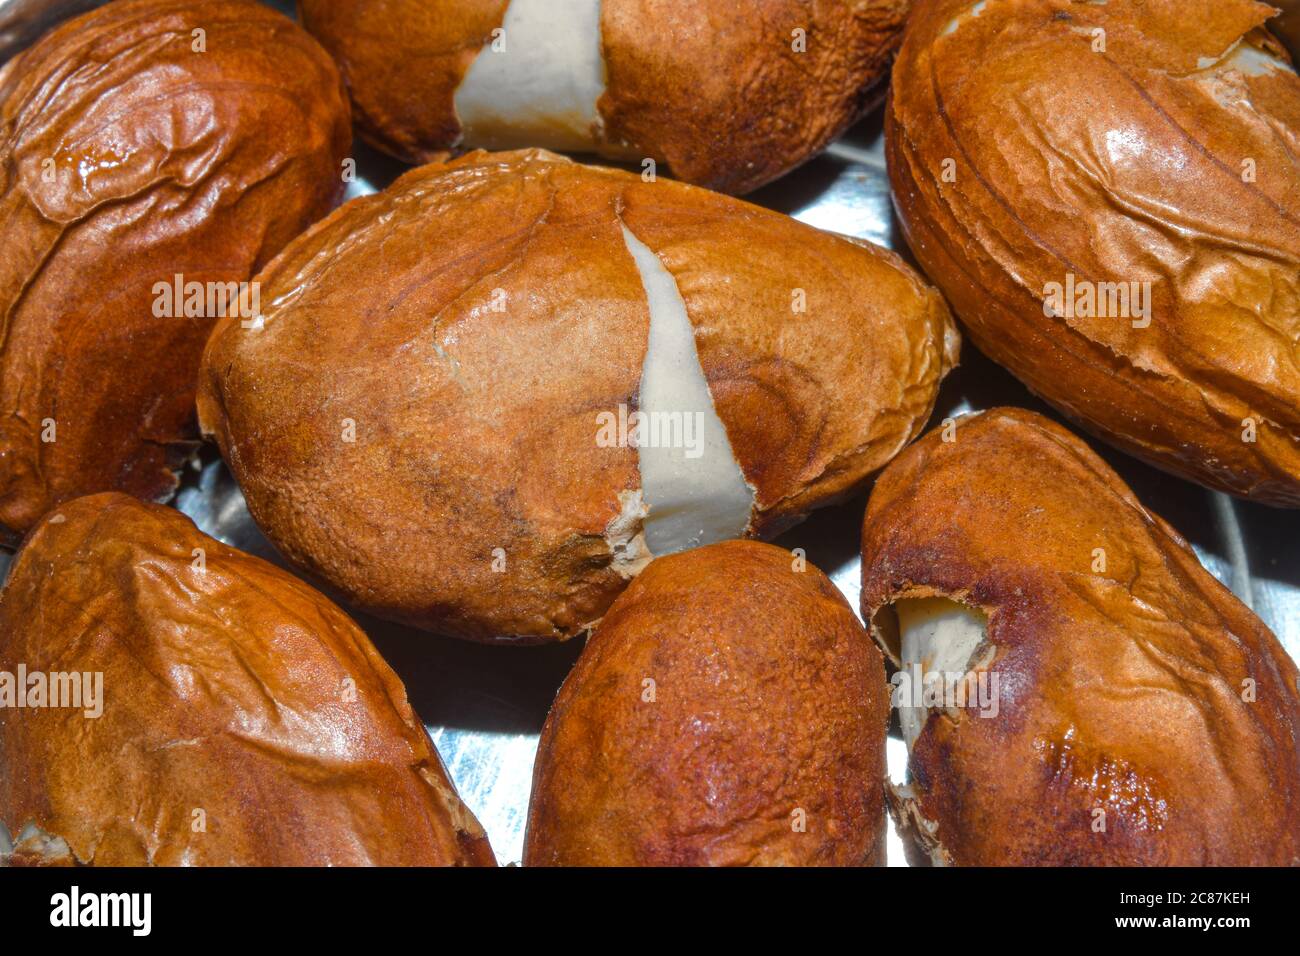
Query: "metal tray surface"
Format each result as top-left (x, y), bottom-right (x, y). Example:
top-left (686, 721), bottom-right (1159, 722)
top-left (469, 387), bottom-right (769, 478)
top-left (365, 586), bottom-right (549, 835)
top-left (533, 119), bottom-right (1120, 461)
top-left (0, 0), bottom-right (1297, 867)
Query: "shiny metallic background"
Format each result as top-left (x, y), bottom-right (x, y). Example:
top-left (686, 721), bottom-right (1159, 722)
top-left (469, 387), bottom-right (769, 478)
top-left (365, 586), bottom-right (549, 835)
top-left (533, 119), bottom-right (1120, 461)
top-left (1, 0), bottom-right (1298, 866)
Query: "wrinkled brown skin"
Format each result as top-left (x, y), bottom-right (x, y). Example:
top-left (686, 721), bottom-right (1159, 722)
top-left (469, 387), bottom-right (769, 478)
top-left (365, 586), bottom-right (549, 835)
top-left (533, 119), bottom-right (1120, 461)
top-left (0, 494), bottom-right (495, 867)
top-left (0, 0), bottom-right (352, 546)
top-left (524, 540), bottom-right (890, 866)
top-left (297, 0), bottom-right (507, 165)
top-left (598, 0), bottom-right (911, 194)
top-left (888, 0), bottom-right (1300, 505)
top-left (860, 408), bottom-right (1300, 865)
top-left (197, 149), bottom-right (958, 643)
top-left (298, 0), bottom-right (910, 194)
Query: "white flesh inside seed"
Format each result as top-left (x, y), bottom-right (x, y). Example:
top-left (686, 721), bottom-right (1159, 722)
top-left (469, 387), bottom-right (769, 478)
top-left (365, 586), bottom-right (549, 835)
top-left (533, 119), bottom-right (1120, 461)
top-left (604, 488), bottom-right (651, 579)
top-left (0, 820), bottom-right (72, 864)
top-left (620, 224), bottom-right (755, 556)
top-left (1195, 40), bottom-right (1296, 76)
top-left (896, 596), bottom-right (989, 750)
top-left (454, 0), bottom-right (608, 152)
